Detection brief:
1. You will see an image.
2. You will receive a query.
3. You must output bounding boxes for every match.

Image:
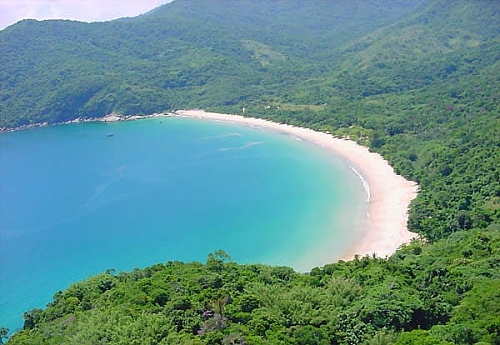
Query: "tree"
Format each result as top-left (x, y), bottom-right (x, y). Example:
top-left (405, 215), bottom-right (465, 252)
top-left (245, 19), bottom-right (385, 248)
top-left (395, 330), bottom-right (453, 345)
top-left (293, 325), bottom-right (329, 345)
top-left (206, 250), bottom-right (232, 272)
top-left (0, 328), bottom-right (8, 345)
top-left (23, 308), bottom-right (43, 330)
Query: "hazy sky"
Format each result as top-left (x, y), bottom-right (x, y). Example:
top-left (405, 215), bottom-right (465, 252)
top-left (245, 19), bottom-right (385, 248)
top-left (0, 0), bottom-right (173, 30)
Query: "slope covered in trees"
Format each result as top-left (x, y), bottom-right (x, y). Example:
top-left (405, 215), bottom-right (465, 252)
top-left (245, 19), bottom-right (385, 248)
top-left (0, 0), bottom-right (430, 128)
top-left (7, 235), bottom-right (500, 344)
top-left (1, 0), bottom-right (500, 344)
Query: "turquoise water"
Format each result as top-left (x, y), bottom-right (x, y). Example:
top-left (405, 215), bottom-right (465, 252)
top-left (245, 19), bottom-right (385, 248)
top-left (0, 117), bottom-right (367, 332)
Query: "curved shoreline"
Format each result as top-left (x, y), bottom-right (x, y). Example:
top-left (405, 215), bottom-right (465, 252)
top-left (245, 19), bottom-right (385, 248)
top-left (2, 109), bottom-right (419, 261)
top-left (173, 109), bottom-right (419, 261)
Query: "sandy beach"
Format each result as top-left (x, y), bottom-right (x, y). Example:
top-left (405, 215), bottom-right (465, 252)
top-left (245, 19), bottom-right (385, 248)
top-left (172, 109), bottom-right (419, 260)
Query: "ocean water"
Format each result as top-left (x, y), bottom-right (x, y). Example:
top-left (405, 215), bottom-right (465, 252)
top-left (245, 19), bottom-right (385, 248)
top-left (0, 117), bottom-right (367, 332)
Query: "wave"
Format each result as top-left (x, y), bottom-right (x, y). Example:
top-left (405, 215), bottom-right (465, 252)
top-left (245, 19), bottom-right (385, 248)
top-left (200, 132), bottom-right (242, 140)
top-left (82, 165), bottom-right (127, 209)
top-left (349, 166), bottom-right (370, 202)
top-left (217, 141), bottom-right (263, 152)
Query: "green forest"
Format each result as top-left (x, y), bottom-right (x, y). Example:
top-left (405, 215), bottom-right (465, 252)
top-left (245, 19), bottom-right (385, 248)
top-left (1, 0), bottom-right (499, 344)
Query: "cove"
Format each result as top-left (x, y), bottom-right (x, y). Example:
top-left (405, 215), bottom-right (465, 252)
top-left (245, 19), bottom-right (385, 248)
top-left (0, 117), bottom-right (367, 331)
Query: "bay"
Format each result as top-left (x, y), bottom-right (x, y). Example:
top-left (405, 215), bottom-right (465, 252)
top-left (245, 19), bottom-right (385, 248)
top-left (0, 117), bottom-right (367, 332)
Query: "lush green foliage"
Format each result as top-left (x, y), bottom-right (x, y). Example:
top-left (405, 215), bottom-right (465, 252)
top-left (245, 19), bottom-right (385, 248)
top-left (7, 236), bottom-right (500, 344)
top-left (1, 0), bottom-right (500, 344)
top-left (0, 0), bottom-right (429, 128)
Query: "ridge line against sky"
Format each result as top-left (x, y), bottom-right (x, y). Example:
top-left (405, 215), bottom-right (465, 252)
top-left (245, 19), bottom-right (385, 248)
top-left (0, 0), bottom-right (173, 30)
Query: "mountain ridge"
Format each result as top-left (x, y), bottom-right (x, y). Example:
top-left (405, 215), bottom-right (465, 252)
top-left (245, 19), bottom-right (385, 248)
top-left (0, 0), bottom-right (434, 128)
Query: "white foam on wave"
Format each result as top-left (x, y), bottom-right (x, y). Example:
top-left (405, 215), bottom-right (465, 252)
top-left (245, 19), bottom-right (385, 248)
top-left (349, 166), bottom-right (370, 202)
top-left (217, 141), bottom-right (264, 152)
top-left (200, 132), bottom-right (242, 140)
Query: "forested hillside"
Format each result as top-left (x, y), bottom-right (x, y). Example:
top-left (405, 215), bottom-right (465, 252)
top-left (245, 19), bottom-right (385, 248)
top-left (1, 0), bottom-right (500, 344)
top-left (0, 0), bottom-right (430, 128)
top-left (6, 237), bottom-right (500, 344)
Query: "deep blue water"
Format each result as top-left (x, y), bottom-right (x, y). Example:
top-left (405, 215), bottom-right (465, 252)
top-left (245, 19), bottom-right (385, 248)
top-left (0, 117), bottom-right (367, 332)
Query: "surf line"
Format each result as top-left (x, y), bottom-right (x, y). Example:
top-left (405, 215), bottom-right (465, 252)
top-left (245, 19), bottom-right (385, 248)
top-left (349, 166), bottom-right (370, 202)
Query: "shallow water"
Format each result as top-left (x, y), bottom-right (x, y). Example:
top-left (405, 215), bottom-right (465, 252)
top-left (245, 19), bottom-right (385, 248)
top-left (0, 117), bottom-right (367, 331)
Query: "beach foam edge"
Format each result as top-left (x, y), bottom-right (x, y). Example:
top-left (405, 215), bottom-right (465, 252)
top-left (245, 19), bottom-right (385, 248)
top-left (172, 109), bottom-right (419, 261)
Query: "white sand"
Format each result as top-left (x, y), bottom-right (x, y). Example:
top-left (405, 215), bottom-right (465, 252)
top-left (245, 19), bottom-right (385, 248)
top-left (172, 109), bottom-right (419, 261)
